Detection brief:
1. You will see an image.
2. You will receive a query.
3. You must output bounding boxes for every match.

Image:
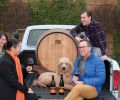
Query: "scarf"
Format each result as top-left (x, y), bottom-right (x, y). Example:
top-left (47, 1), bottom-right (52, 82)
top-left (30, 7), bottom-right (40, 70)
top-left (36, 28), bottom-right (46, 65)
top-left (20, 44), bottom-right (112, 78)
top-left (7, 51), bottom-right (24, 100)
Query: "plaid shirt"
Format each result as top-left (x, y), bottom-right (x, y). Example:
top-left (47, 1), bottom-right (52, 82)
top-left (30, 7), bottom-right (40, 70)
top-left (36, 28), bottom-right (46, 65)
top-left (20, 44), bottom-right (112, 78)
top-left (71, 20), bottom-right (107, 55)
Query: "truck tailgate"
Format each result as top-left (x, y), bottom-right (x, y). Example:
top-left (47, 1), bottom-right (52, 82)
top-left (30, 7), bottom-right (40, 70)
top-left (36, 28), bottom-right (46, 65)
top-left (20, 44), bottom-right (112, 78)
top-left (32, 87), bottom-right (116, 100)
top-left (96, 89), bottom-right (116, 100)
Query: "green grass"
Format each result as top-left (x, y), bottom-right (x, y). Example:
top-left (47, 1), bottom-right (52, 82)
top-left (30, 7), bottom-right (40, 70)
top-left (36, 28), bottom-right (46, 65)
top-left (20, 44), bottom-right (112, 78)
top-left (112, 30), bottom-right (120, 64)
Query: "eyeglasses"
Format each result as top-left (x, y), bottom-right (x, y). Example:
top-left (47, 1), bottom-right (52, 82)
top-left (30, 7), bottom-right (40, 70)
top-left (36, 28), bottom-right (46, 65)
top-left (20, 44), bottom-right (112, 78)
top-left (78, 46), bottom-right (88, 49)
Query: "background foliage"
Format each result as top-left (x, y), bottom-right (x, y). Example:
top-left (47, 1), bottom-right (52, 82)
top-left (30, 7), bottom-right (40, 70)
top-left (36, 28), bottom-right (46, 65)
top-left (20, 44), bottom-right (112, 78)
top-left (0, 0), bottom-right (120, 63)
top-left (113, 30), bottom-right (120, 64)
top-left (118, 0), bottom-right (120, 6)
top-left (28, 0), bottom-right (85, 25)
top-left (112, 0), bottom-right (120, 63)
top-left (0, 0), bottom-right (7, 31)
top-left (0, 0), bottom-right (7, 11)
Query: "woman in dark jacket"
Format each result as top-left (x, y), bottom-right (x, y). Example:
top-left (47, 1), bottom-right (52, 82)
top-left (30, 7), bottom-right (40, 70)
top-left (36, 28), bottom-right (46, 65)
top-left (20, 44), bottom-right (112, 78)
top-left (0, 38), bottom-right (38, 100)
top-left (0, 32), bottom-right (8, 58)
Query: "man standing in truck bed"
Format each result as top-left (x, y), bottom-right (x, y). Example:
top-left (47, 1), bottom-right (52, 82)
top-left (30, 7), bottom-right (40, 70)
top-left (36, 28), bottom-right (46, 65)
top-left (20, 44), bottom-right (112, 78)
top-left (70, 10), bottom-right (108, 60)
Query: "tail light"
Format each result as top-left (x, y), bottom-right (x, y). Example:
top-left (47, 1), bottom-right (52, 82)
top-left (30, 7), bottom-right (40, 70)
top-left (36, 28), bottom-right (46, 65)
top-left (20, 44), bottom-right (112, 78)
top-left (113, 70), bottom-right (119, 90)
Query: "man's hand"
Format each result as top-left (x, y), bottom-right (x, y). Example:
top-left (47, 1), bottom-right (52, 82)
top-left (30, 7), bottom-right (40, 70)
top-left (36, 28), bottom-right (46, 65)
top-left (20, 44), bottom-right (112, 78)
top-left (72, 75), bottom-right (79, 83)
top-left (75, 36), bottom-right (83, 42)
top-left (101, 55), bottom-right (109, 61)
top-left (74, 81), bottom-right (84, 85)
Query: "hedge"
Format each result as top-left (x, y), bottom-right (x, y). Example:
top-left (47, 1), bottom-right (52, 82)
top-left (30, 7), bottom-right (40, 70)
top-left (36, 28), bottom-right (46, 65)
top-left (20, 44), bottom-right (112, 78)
top-left (28, 0), bottom-right (85, 25)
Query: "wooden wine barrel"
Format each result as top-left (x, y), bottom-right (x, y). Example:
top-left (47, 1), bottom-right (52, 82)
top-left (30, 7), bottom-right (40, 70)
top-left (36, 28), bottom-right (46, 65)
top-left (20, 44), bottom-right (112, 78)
top-left (36, 28), bottom-right (78, 72)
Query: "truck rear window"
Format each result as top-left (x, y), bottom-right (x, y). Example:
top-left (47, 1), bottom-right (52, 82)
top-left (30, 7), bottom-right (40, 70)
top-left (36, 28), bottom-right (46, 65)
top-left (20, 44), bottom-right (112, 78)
top-left (27, 29), bottom-right (48, 46)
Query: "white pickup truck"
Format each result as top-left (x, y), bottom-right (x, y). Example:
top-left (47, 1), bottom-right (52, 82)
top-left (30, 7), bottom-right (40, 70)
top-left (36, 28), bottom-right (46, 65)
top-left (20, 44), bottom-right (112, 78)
top-left (18, 25), bottom-right (120, 100)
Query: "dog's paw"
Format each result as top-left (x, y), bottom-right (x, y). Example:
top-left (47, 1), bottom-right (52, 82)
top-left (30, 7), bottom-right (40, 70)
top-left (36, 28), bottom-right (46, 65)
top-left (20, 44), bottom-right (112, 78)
top-left (32, 80), bottom-right (47, 87)
top-left (32, 80), bottom-right (37, 86)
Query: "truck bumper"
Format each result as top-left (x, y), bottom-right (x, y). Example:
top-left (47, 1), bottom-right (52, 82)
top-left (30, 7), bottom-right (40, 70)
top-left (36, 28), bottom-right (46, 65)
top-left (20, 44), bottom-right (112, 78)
top-left (112, 90), bottom-right (118, 99)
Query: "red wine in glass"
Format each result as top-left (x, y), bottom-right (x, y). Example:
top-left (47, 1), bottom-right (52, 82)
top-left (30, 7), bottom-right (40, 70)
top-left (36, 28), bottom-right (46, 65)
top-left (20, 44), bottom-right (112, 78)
top-left (74, 72), bottom-right (81, 77)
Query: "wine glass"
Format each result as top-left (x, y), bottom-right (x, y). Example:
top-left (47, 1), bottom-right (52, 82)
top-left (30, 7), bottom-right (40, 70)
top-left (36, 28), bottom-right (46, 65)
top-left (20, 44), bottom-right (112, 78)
top-left (26, 57), bottom-right (34, 73)
top-left (72, 70), bottom-right (81, 84)
top-left (74, 70), bottom-right (81, 77)
top-left (27, 57), bottom-right (34, 66)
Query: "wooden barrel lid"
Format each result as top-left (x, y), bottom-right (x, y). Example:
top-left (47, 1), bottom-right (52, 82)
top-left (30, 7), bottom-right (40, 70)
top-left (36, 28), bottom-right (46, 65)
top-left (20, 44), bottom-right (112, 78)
top-left (36, 28), bottom-right (78, 72)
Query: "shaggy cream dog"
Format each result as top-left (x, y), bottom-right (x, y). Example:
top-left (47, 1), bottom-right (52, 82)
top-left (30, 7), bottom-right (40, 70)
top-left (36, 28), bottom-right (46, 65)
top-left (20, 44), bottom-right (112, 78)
top-left (33, 57), bottom-right (74, 90)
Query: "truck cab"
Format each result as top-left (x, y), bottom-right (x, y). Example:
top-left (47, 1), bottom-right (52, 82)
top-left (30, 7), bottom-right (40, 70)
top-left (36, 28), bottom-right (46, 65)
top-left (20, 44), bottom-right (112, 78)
top-left (19, 25), bottom-right (120, 100)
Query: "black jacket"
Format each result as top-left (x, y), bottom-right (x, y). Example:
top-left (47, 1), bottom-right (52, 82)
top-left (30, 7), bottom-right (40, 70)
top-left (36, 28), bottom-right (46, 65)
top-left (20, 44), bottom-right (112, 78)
top-left (0, 52), bottom-right (28, 100)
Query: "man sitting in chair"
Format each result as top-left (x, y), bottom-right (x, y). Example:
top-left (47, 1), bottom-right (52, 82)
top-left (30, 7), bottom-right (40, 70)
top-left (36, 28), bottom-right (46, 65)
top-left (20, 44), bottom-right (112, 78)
top-left (64, 39), bottom-right (106, 100)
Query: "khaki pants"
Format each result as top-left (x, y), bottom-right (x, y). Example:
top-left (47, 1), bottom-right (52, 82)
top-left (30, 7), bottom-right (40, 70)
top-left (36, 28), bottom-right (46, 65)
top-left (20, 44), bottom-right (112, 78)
top-left (64, 84), bottom-right (98, 100)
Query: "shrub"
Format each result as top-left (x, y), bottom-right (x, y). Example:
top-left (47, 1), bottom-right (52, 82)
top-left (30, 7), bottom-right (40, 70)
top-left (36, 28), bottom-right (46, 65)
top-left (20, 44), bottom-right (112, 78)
top-left (28, 0), bottom-right (85, 25)
top-left (0, 0), bottom-right (7, 31)
top-left (113, 30), bottom-right (120, 64)
top-left (0, 0), bottom-right (7, 11)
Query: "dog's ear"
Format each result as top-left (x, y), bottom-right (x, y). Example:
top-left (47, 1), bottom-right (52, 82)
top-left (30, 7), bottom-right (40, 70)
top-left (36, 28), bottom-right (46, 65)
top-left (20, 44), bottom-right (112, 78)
top-left (65, 63), bottom-right (73, 77)
top-left (58, 61), bottom-right (61, 67)
top-left (69, 61), bottom-right (73, 68)
top-left (58, 57), bottom-right (64, 66)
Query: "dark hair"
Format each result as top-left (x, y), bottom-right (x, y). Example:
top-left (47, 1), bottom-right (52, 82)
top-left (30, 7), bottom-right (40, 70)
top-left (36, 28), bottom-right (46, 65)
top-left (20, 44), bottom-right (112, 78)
top-left (80, 9), bottom-right (92, 20)
top-left (6, 38), bottom-right (21, 50)
top-left (0, 32), bottom-right (8, 41)
top-left (0, 32), bottom-right (8, 50)
top-left (79, 39), bottom-right (92, 47)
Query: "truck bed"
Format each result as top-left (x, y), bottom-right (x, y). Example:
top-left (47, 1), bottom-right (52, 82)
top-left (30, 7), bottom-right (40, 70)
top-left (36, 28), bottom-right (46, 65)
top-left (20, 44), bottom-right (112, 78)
top-left (24, 60), bottom-right (116, 100)
top-left (32, 86), bottom-right (116, 100)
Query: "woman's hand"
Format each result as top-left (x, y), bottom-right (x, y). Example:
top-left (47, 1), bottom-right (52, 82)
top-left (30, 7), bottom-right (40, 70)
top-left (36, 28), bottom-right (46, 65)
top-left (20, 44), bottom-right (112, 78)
top-left (28, 88), bottom-right (34, 94)
top-left (26, 66), bottom-right (33, 73)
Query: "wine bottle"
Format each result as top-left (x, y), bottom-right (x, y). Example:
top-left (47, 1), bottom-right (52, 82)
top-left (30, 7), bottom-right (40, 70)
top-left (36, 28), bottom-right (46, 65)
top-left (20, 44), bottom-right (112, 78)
top-left (59, 74), bottom-right (64, 95)
top-left (50, 75), bottom-right (56, 95)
